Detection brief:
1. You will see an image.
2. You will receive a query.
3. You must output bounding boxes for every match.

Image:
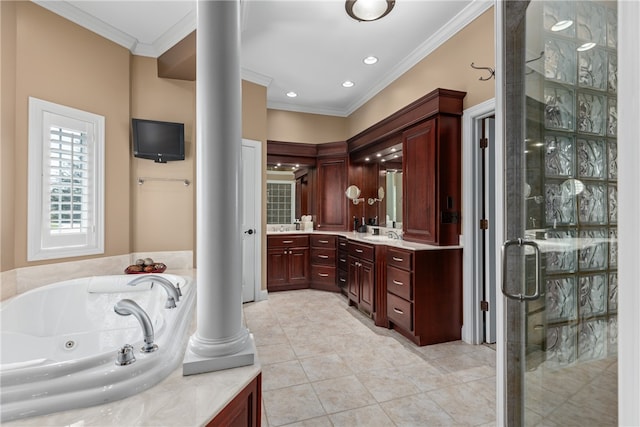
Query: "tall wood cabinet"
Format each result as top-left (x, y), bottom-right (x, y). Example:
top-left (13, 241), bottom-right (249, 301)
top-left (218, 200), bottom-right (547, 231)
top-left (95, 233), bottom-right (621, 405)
top-left (401, 92), bottom-right (464, 246)
top-left (315, 155), bottom-right (348, 231)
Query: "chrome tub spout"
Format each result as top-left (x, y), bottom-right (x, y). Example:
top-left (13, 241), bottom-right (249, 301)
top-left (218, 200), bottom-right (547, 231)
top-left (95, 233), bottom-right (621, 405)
top-left (127, 274), bottom-right (180, 308)
top-left (114, 299), bottom-right (158, 353)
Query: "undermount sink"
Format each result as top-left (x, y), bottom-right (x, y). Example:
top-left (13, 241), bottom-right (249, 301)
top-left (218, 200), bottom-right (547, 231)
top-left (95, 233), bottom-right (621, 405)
top-left (362, 235), bottom-right (395, 242)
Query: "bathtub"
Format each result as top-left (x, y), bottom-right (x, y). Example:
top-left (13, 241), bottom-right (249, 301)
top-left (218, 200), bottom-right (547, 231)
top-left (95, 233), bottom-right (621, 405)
top-left (0, 273), bottom-right (195, 422)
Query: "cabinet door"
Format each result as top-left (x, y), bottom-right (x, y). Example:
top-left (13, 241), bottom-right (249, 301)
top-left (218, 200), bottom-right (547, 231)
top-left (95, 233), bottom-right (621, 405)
top-left (266, 248), bottom-right (288, 288)
top-left (347, 256), bottom-right (360, 302)
top-left (359, 259), bottom-right (375, 313)
top-left (403, 119), bottom-right (437, 244)
top-left (316, 156), bottom-right (348, 230)
top-left (288, 247), bottom-right (309, 285)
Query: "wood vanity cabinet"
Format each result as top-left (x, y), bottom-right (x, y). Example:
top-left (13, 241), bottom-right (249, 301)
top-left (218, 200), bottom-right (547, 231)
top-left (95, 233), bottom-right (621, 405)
top-left (309, 235), bottom-right (339, 292)
top-left (266, 235), bottom-right (309, 292)
top-left (337, 237), bottom-right (348, 293)
top-left (207, 373), bottom-right (261, 427)
top-left (347, 241), bottom-right (375, 314)
top-left (386, 247), bottom-right (462, 346)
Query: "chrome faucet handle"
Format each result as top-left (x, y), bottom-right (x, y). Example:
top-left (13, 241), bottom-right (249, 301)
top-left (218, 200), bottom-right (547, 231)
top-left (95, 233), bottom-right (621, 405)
top-left (116, 344), bottom-right (136, 366)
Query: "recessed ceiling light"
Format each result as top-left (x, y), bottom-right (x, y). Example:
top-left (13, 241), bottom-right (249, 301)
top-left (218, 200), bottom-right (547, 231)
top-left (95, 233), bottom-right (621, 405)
top-left (286, 91), bottom-right (298, 98)
top-left (376, 153), bottom-right (382, 157)
top-left (365, 157), bottom-right (370, 161)
top-left (342, 80), bottom-right (355, 88)
top-left (277, 163), bottom-right (282, 167)
top-left (390, 147), bottom-right (396, 152)
top-left (551, 20), bottom-right (573, 32)
top-left (577, 42), bottom-right (596, 52)
top-left (363, 56), bottom-right (378, 65)
top-left (381, 159), bottom-right (386, 162)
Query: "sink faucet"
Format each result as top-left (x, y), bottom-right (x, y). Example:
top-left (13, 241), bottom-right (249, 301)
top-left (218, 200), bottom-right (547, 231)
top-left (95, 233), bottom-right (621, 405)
top-left (114, 299), bottom-right (158, 353)
top-left (387, 230), bottom-right (401, 240)
top-left (127, 274), bottom-right (180, 309)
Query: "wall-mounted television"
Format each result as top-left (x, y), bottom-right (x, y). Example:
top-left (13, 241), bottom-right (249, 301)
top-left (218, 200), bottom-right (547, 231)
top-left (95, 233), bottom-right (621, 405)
top-left (132, 118), bottom-right (185, 163)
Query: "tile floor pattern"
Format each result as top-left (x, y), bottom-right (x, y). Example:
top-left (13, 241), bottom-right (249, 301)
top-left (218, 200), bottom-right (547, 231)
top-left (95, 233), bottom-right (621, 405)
top-left (243, 290), bottom-right (497, 427)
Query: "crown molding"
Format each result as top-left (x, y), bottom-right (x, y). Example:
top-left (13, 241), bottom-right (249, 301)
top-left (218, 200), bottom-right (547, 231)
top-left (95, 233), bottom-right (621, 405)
top-left (241, 69), bottom-right (273, 88)
top-left (146, 8), bottom-right (196, 58)
top-left (33, 0), bottom-right (138, 51)
top-left (267, 101), bottom-right (350, 118)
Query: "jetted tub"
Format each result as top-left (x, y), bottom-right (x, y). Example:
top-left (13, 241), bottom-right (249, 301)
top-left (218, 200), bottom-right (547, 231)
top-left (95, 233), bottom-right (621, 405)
top-left (0, 273), bottom-right (195, 422)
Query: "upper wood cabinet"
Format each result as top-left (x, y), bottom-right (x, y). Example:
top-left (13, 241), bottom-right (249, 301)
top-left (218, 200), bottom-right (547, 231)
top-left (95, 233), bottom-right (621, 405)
top-left (402, 112), bottom-right (462, 245)
top-left (315, 142), bottom-right (349, 230)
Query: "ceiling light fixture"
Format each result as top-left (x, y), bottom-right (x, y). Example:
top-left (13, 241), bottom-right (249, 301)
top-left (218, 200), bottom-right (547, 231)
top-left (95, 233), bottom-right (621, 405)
top-left (342, 80), bottom-right (355, 88)
top-left (286, 91), bottom-right (298, 98)
top-left (345, 0), bottom-right (395, 22)
top-left (363, 56), bottom-right (378, 65)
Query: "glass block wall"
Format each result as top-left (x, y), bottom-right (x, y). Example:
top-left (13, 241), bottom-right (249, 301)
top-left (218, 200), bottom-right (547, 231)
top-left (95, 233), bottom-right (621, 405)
top-left (527, 1), bottom-right (617, 367)
top-left (266, 182), bottom-right (294, 224)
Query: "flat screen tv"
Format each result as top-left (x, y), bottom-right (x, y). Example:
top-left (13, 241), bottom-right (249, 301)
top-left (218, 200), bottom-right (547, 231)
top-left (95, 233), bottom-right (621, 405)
top-left (132, 118), bottom-right (185, 163)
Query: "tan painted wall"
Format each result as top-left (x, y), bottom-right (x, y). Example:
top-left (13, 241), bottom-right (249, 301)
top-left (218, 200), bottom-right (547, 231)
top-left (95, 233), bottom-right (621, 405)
top-left (3, 2), bottom-right (131, 270)
top-left (348, 8), bottom-right (495, 136)
top-left (130, 56), bottom-right (195, 254)
top-left (267, 110), bottom-right (349, 143)
top-left (1, 1), bottom-right (17, 272)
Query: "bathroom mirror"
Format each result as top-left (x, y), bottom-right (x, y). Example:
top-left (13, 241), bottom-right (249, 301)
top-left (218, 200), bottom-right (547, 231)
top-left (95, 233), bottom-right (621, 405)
top-left (345, 185), bottom-right (364, 204)
top-left (385, 170), bottom-right (403, 227)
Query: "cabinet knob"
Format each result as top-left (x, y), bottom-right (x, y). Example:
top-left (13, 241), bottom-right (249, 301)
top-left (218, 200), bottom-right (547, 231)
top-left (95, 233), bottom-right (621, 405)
top-left (393, 280), bottom-right (404, 286)
top-left (393, 308), bottom-right (404, 315)
top-left (355, 248), bottom-right (363, 253)
top-left (318, 273), bottom-right (329, 277)
top-left (392, 256), bottom-right (404, 262)
top-left (319, 240), bottom-right (329, 244)
top-left (318, 254), bottom-right (329, 259)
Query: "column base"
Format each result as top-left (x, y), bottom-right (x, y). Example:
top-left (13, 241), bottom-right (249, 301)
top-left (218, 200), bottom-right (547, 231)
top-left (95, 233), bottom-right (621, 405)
top-left (182, 333), bottom-right (256, 376)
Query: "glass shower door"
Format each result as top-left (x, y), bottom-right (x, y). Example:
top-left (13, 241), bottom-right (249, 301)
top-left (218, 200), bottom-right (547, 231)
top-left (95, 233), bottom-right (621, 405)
top-left (501, 1), bottom-right (618, 425)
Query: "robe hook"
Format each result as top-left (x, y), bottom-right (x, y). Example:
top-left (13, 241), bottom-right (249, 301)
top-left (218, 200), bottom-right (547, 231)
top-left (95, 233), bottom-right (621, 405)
top-left (470, 62), bottom-right (495, 81)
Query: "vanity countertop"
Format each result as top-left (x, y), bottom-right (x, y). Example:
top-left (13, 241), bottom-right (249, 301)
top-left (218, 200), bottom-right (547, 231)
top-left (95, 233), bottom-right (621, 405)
top-left (4, 270), bottom-right (262, 427)
top-left (266, 229), bottom-right (462, 251)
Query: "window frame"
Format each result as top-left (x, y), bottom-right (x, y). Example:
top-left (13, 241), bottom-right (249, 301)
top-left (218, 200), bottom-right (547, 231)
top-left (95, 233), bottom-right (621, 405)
top-left (27, 97), bottom-right (105, 261)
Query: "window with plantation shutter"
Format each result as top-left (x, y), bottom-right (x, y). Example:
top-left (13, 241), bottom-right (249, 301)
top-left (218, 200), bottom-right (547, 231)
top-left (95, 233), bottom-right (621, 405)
top-left (28, 98), bottom-right (104, 261)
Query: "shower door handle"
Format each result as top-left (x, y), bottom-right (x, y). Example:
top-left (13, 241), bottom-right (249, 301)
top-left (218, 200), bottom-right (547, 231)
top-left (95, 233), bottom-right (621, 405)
top-left (501, 238), bottom-right (541, 301)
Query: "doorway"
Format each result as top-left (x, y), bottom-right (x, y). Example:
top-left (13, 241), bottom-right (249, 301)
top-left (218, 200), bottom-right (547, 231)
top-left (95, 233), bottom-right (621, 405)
top-left (462, 99), bottom-right (496, 345)
top-left (241, 138), bottom-right (262, 303)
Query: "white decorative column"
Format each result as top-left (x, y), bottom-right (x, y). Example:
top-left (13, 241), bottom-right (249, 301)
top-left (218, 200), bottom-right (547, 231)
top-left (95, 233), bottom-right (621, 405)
top-left (183, 0), bottom-right (255, 375)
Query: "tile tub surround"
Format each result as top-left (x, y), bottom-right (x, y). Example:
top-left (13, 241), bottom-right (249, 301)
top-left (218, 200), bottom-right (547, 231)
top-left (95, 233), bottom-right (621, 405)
top-left (247, 289), bottom-right (497, 427)
top-left (0, 251), bottom-right (193, 301)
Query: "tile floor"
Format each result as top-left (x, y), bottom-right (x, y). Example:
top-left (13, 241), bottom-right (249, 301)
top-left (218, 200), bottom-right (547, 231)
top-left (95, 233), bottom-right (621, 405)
top-left (243, 289), bottom-right (497, 427)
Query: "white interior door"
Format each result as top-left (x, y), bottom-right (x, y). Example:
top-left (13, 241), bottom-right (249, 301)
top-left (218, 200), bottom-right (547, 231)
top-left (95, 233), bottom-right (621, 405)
top-left (241, 139), bottom-right (261, 303)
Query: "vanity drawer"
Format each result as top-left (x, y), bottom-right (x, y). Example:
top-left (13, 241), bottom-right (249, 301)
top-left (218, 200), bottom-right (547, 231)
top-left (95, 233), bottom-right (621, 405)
top-left (387, 266), bottom-right (413, 301)
top-left (311, 265), bottom-right (336, 285)
top-left (348, 242), bottom-right (374, 262)
top-left (337, 251), bottom-right (348, 271)
top-left (387, 293), bottom-right (413, 332)
top-left (311, 235), bottom-right (336, 248)
top-left (268, 235), bottom-right (309, 248)
top-left (311, 248), bottom-right (336, 265)
top-left (387, 248), bottom-right (412, 271)
top-left (337, 237), bottom-right (348, 250)
top-left (337, 269), bottom-right (348, 288)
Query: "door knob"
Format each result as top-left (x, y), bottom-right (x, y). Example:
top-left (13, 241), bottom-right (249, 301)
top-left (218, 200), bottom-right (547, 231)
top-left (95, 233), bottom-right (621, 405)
top-left (244, 229), bottom-right (256, 235)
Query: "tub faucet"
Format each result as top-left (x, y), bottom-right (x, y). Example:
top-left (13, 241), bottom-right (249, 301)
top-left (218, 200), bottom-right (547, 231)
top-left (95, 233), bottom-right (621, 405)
top-left (114, 299), bottom-right (158, 353)
top-left (127, 274), bottom-right (180, 309)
